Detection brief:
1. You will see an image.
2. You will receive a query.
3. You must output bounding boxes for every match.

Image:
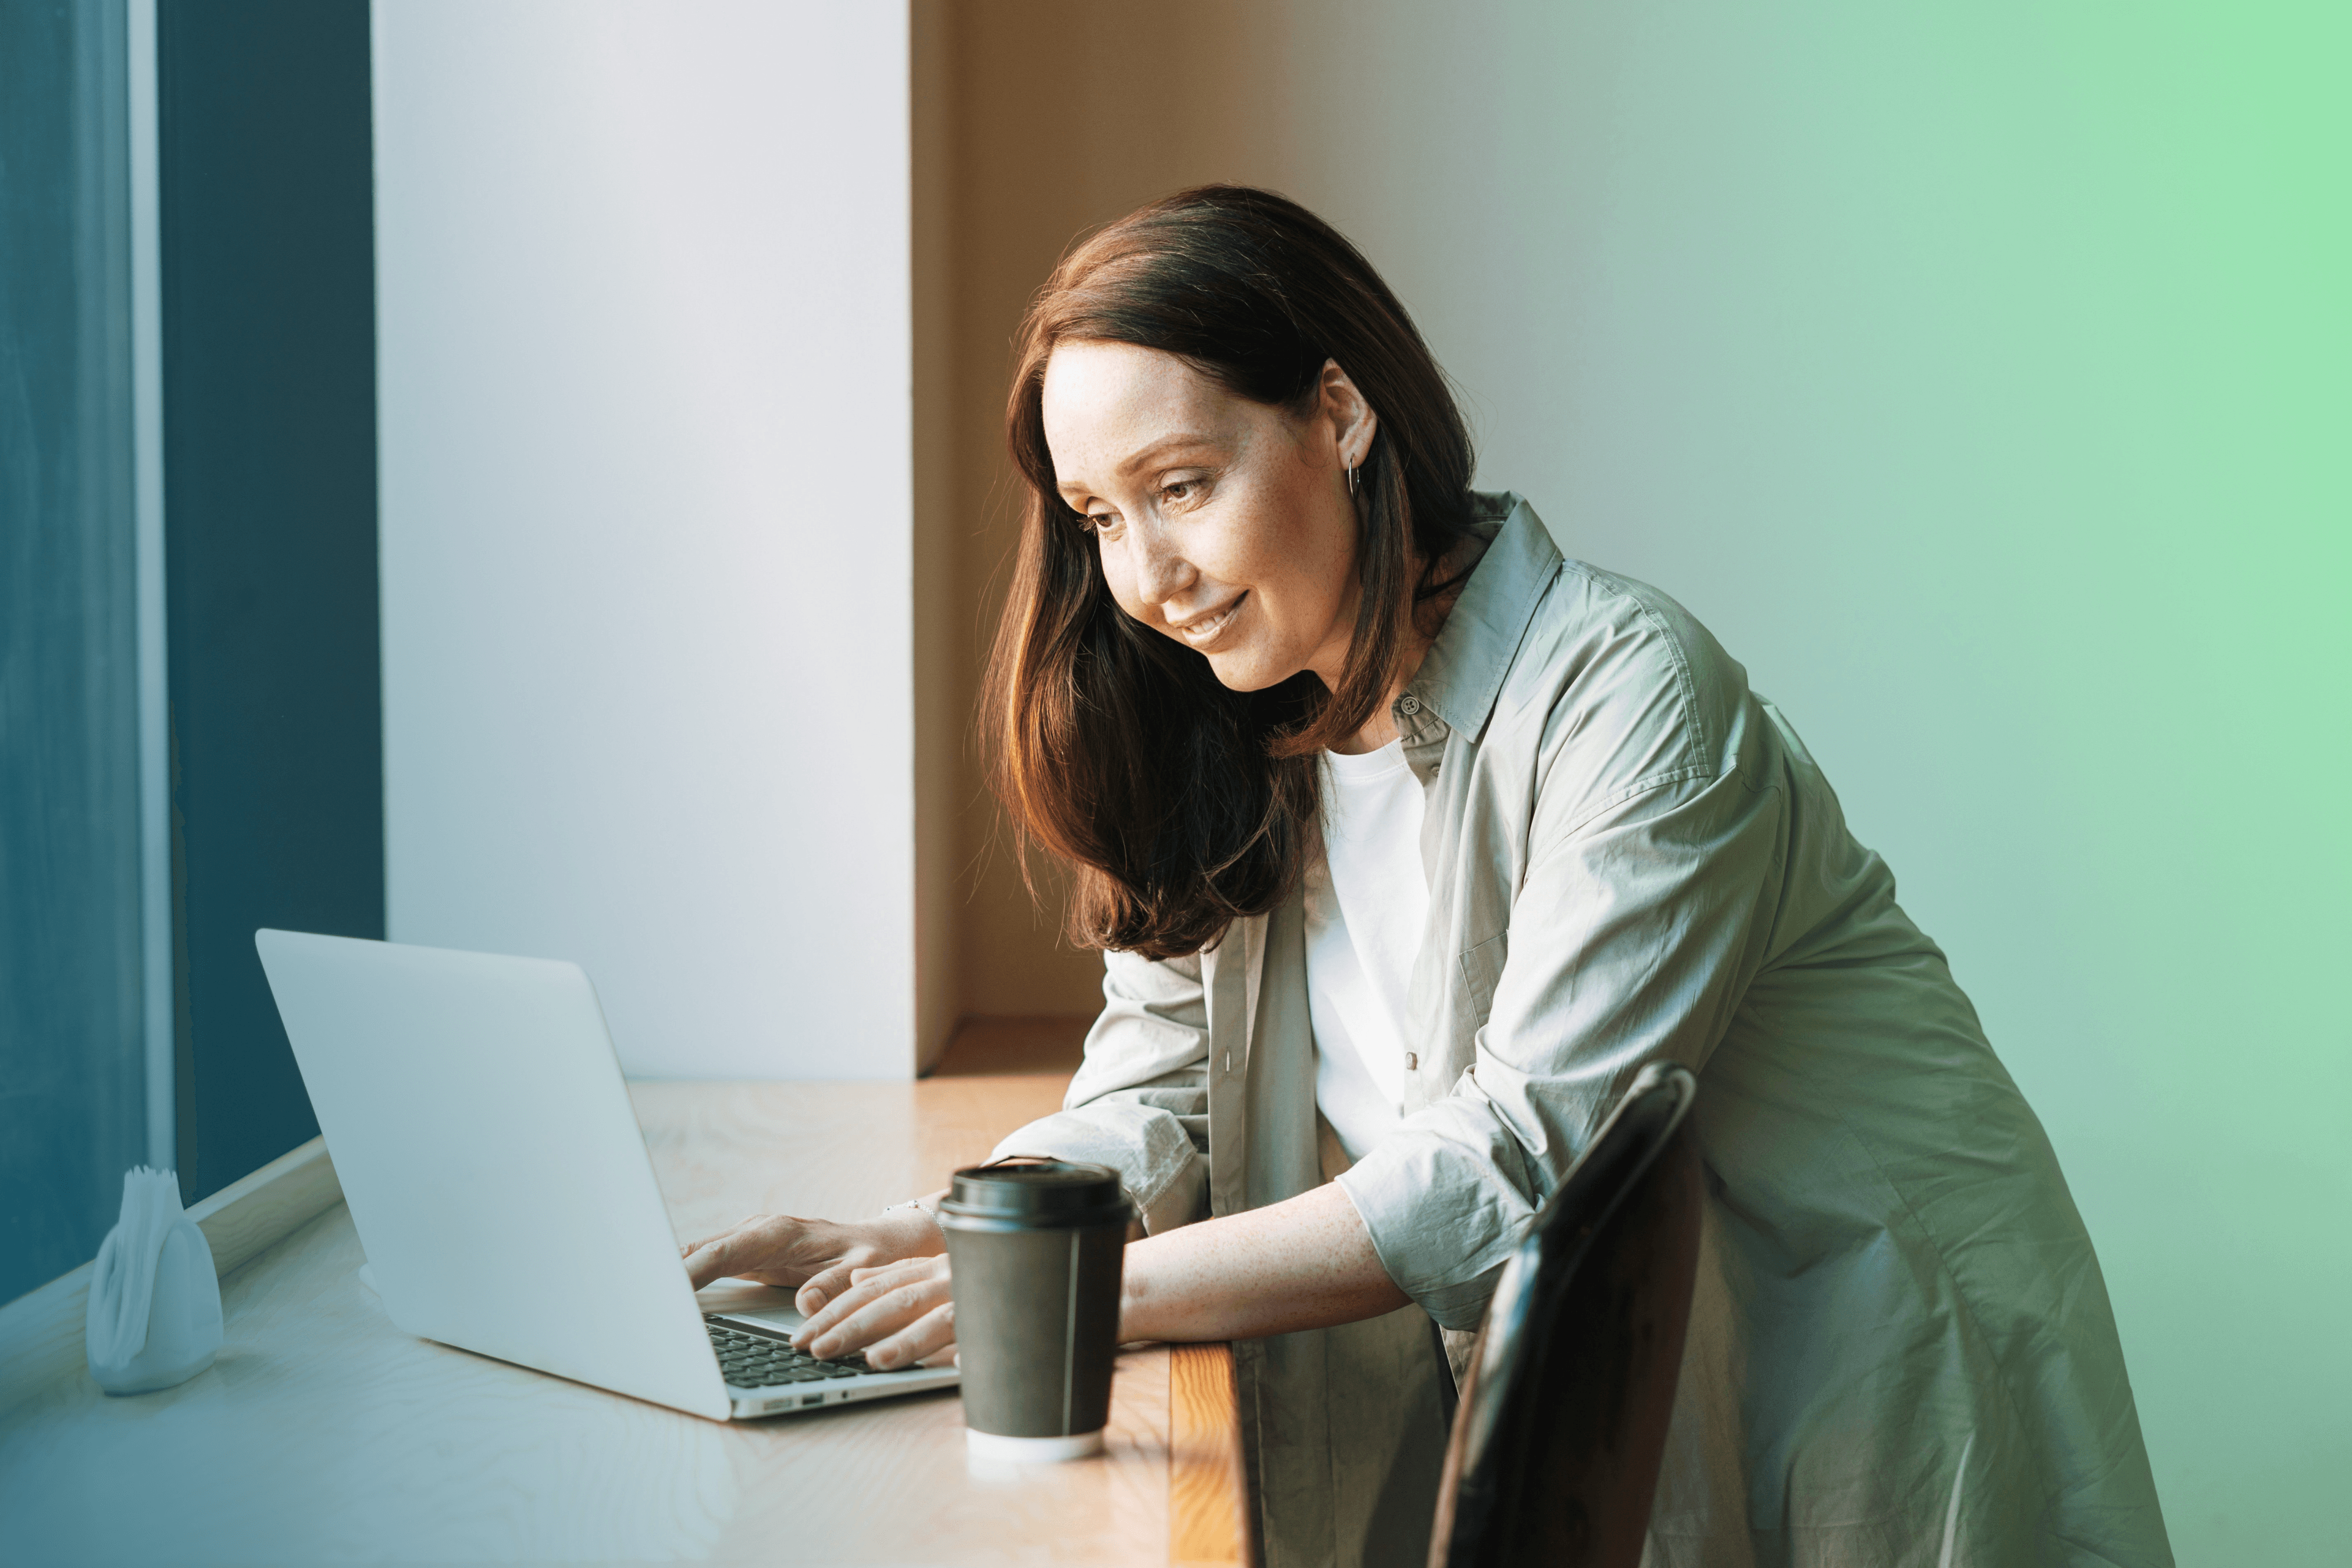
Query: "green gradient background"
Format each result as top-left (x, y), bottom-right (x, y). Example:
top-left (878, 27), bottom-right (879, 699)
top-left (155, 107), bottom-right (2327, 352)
top-left (971, 3), bottom-right (2345, 1552)
top-left (1417, 5), bottom-right (2349, 1558)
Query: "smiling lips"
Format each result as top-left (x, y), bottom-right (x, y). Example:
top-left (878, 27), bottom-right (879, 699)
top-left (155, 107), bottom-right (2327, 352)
top-left (1169, 593), bottom-right (1246, 648)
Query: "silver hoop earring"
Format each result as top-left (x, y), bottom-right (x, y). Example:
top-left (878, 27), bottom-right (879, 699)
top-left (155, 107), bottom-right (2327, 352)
top-left (1346, 459), bottom-right (1359, 497)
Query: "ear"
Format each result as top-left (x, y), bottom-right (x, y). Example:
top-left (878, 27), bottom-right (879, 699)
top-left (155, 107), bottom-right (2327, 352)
top-left (1316, 359), bottom-right (1379, 471)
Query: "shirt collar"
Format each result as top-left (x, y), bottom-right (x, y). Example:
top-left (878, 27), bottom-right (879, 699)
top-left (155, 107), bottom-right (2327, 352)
top-left (1399, 490), bottom-right (1562, 744)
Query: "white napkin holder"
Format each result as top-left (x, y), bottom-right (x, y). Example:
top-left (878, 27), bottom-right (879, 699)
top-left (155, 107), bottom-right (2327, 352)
top-left (85, 1166), bottom-right (224, 1396)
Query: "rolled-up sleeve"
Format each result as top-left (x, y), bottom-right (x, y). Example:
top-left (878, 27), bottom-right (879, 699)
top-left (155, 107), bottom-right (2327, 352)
top-left (1337, 760), bottom-right (1783, 1329)
top-left (988, 947), bottom-right (1212, 1235)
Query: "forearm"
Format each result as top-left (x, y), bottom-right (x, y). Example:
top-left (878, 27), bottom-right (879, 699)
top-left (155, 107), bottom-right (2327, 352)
top-left (1117, 1181), bottom-right (1409, 1342)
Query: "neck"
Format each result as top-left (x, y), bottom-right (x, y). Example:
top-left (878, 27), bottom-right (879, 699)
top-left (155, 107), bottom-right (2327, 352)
top-left (1324, 652), bottom-right (1421, 755)
top-left (1319, 530), bottom-right (1487, 755)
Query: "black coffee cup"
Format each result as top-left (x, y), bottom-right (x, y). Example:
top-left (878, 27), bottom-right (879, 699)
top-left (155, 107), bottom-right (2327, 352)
top-left (938, 1160), bottom-right (1131, 1461)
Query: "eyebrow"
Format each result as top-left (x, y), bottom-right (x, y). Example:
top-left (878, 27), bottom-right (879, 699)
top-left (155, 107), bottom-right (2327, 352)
top-left (1055, 432), bottom-right (1218, 498)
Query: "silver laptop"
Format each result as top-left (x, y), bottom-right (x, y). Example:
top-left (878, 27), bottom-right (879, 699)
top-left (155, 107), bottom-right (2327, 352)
top-left (254, 928), bottom-right (959, 1420)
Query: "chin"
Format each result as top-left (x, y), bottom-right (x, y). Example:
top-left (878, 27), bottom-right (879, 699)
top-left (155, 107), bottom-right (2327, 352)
top-left (1201, 646), bottom-right (1292, 693)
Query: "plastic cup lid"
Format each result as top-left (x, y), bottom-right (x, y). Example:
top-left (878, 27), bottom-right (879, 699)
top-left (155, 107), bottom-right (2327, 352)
top-left (941, 1160), bottom-right (1129, 1225)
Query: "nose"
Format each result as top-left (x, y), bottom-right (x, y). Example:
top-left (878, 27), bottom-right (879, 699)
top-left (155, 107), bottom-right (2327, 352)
top-left (1127, 520), bottom-right (1196, 609)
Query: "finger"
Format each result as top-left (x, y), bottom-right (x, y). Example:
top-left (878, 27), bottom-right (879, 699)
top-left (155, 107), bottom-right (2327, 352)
top-left (794, 1262), bottom-right (933, 1348)
top-left (796, 1257), bottom-right (942, 1343)
top-left (798, 1256), bottom-right (931, 1329)
top-left (796, 1262), bottom-right (860, 1317)
top-left (684, 1235), bottom-right (739, 1291)
top-left (846, 1255), bottom-right (938, 1286)
top-left (791, 1270), bottom-right (892, 1344)
top-left (804, 1272), bottom-right (952, 1360)
top-left (864, 1300), bottom-right (956, 1371)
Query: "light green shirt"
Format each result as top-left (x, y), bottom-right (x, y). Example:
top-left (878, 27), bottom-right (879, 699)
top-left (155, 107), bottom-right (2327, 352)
top-left (996, 493), bottom-right (2171, 1568)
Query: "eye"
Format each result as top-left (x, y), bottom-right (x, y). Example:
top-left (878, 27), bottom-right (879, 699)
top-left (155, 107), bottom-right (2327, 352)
top-left (1159, 475), bottom-right (1208, 508)
top-left (1082, 508), bottom-right (1124, 539)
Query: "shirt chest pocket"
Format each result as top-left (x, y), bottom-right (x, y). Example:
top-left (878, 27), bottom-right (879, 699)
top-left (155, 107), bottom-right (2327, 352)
top-left (1455, 930), bottom-right (1509, 1030)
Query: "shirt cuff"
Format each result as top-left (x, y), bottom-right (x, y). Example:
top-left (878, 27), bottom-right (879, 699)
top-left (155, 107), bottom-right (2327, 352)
top-left (988, 1102), bottom-right (1207, 1236)
top-left (1335, 1103), bottom-right (1536, 1331)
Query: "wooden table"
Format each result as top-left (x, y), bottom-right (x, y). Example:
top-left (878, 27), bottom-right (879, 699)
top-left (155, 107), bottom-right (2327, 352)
top-left (0, 1077), bottom-right (1251, 1566)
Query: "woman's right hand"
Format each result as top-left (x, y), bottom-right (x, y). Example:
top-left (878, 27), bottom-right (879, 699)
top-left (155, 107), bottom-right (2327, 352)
top-left (791, 1253), bottom-right (957, 1370)
top-left (680, 1204), bottom-right (944, 1317)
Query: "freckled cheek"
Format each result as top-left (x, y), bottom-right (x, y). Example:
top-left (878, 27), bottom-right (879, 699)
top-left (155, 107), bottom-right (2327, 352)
top-left (1233, 560), bottom-right (1316, 655)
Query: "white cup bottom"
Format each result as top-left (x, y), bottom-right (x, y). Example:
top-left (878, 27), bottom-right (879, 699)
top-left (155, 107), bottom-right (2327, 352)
top-left (964, 1428), bottom-right (1106, 1464)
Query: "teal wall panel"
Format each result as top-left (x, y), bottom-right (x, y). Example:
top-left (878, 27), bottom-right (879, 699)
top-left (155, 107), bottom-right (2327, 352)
top-left (159, 0), bottom-right (382, 1204)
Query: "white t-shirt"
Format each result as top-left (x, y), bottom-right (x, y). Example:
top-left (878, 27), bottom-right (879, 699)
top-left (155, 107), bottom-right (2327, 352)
top-left (1305, 740), bottom-right (1429, 1163)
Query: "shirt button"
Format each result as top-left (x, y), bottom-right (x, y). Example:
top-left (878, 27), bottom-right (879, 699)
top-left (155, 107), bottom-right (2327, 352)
top-left (1397, 694), bottom-right (1422, 717)
top-left (1405, 1052), bottom-right (1419, 1071)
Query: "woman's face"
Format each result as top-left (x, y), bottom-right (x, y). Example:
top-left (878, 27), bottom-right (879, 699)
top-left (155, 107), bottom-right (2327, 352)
top-left (1041, 341), bottom-right (1375, 694)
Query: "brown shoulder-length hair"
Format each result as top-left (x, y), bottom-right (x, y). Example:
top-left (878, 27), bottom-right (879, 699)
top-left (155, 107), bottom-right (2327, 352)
top-left (982, 185), bottom-right (1479, 960)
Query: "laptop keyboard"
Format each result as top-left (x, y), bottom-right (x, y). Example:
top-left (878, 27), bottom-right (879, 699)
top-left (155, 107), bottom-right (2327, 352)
top-left (705, 1316), bottom-right (875, 1388)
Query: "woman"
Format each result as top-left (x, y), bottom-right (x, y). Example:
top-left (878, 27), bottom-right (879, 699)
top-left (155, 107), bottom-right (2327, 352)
top-left (685, 187), bottom-right (2173, 1568)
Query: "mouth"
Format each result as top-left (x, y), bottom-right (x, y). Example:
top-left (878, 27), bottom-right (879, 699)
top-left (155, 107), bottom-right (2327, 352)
top-left (1169, 594), bottom-right (1246, 649)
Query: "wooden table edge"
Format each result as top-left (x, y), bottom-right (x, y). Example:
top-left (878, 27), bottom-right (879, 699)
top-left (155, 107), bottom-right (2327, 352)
top-left (1169, 1340), bottom-right (1256, 1568)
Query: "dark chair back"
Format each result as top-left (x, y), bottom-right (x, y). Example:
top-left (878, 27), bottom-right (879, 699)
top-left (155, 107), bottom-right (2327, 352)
top-left (1427, 1061), bottom-right (1705, 1568)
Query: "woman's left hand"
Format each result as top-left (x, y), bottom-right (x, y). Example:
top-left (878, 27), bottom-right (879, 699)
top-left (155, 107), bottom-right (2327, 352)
top-left (791, 1254), bottom-right (957, 1371)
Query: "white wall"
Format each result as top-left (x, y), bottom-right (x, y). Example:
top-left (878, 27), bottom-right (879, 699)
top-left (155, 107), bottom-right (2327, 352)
top-left (375, 1), bottom-right (914, 1079)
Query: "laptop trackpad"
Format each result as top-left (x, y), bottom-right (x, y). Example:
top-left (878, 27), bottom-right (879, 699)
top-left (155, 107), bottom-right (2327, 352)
top-left (695, 1277), bottom-right (807, 1334)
